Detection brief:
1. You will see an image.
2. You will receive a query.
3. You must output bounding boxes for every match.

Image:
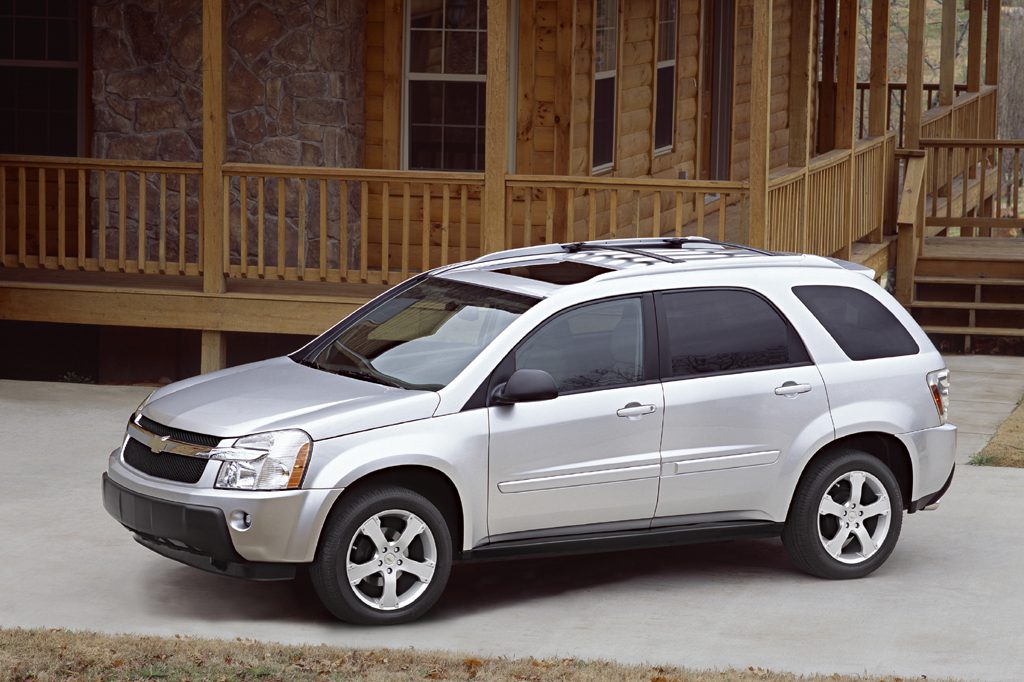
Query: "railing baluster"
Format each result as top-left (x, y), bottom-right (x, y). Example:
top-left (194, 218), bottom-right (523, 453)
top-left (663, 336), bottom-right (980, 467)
top-left (381, 181), bottom-right (391, 280)
top-left (158, 173), bottom-right (167, 273)
top-left (996, 147), bottom-right (1004, 220)
top-left (298, 179), bottom-right (307, 279)
top-left (57, 168), bottom-right (65, 269)
top-left (257, 177), bottom-right (265, 278)
top-left (652, 191), bottom-right (661, 238)
top-left (221, 175), bottom-right (230, 274)
top-left (77, 169), bottom-right (85, 270)
top-left (97, 171), bottom-right (106, 269)
top-left (319, 178), bottom-right (327, 280)
top-left (544, 187), bottom-right (553, 246)
top-left (401, 183), bottom-right (411, 279)
top-left (239, 175), bottom-right (248, 276)
top-left (37, 168), bottom-right (46, 266)
top-left (633, 190), bottom-right (641, 237)
top-left (440, 183), bottom-right (449, 264)
top-left (565, 188), bottom-right (575, 243)
top-left (338, 179), bottom-right (348, 281)
top-left (460, 185), bottom-right (468, 260)
top-left (421, 184), bottom-right (430, 272)
top-left (137, 170), bottom-right (146, 272)
top-left (718, 192), bottom-right (727, 242)
top-left (696, 189), bottom-right (705, 237)
top-left (0, 166), bottom-right (5, 264)
top-left (277, 177), bottom-right (286, 278)
top-left (178, 174), bottom-right (187, 274)
top-left (587, 189), bottom-right (597, 241)
top-left (523, 187), bottom-right (532, 247)
top-left (609, 190), bottom-right (618, 239)
top-left (359, 181), bottom-right (369, 282)
top-left (1013, 149), bottom-right (1021, 219)
top-left (118, 171), bottom-right (126, 271)
top-left (674, 191), bottom-right (683, 237)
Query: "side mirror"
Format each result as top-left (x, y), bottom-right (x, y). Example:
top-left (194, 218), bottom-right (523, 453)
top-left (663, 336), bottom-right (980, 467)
top-left (493, 369), bottom-right (559, 405)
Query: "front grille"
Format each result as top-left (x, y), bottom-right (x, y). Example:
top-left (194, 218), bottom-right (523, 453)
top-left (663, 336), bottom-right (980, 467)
top-left (123, 437), bottom-right (209, 484)
top-left (138, 416), bottom-right (222, 448)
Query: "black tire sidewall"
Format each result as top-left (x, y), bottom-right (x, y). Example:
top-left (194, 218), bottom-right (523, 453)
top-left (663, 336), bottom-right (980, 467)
top-left (783, 450), bottom-right (904, 579)
top-left (310, 486), bottom-right (453, 625)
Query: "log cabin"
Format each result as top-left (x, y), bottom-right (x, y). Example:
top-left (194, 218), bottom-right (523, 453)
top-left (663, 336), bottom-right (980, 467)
top-left (0, 0), bottom-right (1021, 378)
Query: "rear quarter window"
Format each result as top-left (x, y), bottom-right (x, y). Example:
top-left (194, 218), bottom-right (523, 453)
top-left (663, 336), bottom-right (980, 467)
top-left (793, 285), bottom-right (919, 361)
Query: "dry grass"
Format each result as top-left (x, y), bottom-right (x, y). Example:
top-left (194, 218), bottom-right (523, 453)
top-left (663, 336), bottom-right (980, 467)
top-left (973, 397), bottom-right (1024, 467)
top-left (0, 627), bottom-right (948, 682)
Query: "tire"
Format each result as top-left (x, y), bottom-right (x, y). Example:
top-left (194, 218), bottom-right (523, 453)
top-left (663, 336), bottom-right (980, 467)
top-left (310, 485), bottom-right (453, 625)
top-left (782, 449), bottom-right (903, 579)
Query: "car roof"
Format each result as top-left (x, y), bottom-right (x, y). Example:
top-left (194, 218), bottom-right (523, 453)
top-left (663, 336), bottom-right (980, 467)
top-left (436, 238), bottom-right (872, 298)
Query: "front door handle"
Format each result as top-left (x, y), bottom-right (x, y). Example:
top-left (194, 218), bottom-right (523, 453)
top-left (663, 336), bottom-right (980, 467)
top-left (616, 402), bottom-right (657, 419)
top-left (774, 381), bottom-right (812, 397)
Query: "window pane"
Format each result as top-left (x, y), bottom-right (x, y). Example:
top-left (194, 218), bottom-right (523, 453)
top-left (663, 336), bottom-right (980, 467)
top-left (443, 125), bottom-right (477, 171)
top-left (592, 76), bottom-right (615, 168)
top-left (409, 124), bottom-right (443, 170)
top-left (0, 18), bottom-right (13, 59)
top-left (654, 64), bottom-right (674, 150)
top-left (444, 29), bottom-right (476, 74)
top-left (46, 17), bottom-right (75, 60)
top-left (517, 298), bottom-right (644, 393)
top-left (409, 81), bottom-right (442, 124)
top-left (443, 80), bottom-right (478, 125)
top-left (409, 29), bottom-right (443, 73)
top-left (445, 0), bottom-right (478, 29)
top-left (410, 0), bottom-right (443, 29)
top-left (13, 17), bottom-right (44, 59)
top-left (793, 285), bottom-right (919, 361)
top-left (658, 0), bottom-right (676, 62)
top-left (660, 289), bottom-right (809, 378)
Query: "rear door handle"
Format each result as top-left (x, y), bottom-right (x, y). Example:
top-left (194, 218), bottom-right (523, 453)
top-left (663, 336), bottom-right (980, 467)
top-left (774, 381), bottom-right (812, 397)
top-left (616, 402), bottom-right (657, 419)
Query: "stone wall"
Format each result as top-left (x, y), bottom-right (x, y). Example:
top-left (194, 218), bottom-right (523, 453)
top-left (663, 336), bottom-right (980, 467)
top-left (90, 0), bottom-right (366, 268)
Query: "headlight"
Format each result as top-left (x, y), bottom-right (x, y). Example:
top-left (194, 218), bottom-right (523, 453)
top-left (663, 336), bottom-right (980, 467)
top-left (131, 391), bottom-right (156, 423)
top-left (211, 429), bottom-right (311, 491)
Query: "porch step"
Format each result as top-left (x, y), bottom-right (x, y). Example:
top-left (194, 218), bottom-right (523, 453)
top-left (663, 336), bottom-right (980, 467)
top-left (914, 237), bottom-right (1024, 279)
top-left (910, 301), bottom-right (1024, 312)
top-left (910, 270), bottom-right (1024, 353)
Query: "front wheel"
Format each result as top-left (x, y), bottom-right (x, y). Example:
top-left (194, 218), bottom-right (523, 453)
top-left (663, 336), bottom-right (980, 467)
top-left (783, 450), bottom-right (903, 579)
top-left (310, 486), bottom-right (453, 625)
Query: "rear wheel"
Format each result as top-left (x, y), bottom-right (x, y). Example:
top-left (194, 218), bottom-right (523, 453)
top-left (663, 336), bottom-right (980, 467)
top-left (783, 450), bottom-right (903, 579)
top-left (310, 486), bottom-right (452, 625)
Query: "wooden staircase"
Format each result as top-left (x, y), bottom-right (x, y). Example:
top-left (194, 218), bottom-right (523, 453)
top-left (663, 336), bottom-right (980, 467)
top-left (909, 237), bottom-right (1024, 352)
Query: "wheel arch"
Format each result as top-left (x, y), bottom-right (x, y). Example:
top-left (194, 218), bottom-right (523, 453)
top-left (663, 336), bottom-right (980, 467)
top-left (798, 432), bottom-right (913, 512)
top-left (318, 465), bottom-right (466, 558)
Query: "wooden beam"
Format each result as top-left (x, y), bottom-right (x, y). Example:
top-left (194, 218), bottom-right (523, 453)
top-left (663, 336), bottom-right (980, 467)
top-left (788, 0), bottom-right (816, 166)
top-left (868, 0), bottom-right (889, 137)
top-left (201, 330), bottom-right (227, 374)
top-left (905, 0), bottom-right (926, 150)
top-left (834, 0), bottom-right (857, 149)
top-left (748, 0), bottom-right (772, 249)
top-left (986, 0), bottom-right (1001, 86)
top-left (817, 0), bottom-right (837, 153)
top-left (483, 0), bottom-right (509, 255)
top-left (939, 0), bottom-right (956, 106)
top-left (967, 0), bottom-right (983, 91)
top-left (382, 0), bottom-right (403, 168)
top-left (201, 0), bottom-right (227, 371)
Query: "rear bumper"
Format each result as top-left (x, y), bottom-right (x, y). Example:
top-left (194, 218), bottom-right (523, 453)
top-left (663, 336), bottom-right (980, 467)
top-left (908, 464), bottom-right (955, 514)
top-left (102, 473), bottom-right (296, 580)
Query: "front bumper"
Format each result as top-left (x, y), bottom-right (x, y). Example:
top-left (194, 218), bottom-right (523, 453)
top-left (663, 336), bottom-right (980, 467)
top-left (102, 474), bottom-right (295, 580)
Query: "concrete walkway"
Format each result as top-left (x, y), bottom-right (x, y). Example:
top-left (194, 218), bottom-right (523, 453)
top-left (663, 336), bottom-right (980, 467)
top-left (1, 354), bottom-right (1023, 682)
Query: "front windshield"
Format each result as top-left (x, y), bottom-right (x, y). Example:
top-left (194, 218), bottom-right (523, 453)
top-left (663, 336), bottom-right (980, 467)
top-left (307, 278), bottom-right (538, 390)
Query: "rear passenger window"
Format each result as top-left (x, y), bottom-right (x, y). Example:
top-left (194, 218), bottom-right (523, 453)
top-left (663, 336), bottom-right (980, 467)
top-left (515, 297), bottom-right (644, 393)
top-left (793, 285), bottom-right (919, 361)
top-left (658, 289), bottom-right (809, 378)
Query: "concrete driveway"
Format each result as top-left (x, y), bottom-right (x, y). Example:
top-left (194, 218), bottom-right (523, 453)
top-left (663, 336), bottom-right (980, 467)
top-left (2, 355), bottom-right (1023, 682)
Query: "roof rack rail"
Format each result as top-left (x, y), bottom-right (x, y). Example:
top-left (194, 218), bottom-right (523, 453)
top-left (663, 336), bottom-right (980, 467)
top-left (563, 237), bottom-right (776, 258)
top-left (562, 242), bottom-right (677, 263)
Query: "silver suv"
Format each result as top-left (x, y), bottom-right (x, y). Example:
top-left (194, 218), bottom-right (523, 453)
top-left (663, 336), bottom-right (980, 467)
top-left (103, 238), bottom-right (956, 625)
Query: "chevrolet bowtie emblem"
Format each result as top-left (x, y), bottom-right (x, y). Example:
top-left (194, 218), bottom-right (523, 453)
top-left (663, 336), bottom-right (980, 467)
top-left (149, 434), bottom-right (172, 454)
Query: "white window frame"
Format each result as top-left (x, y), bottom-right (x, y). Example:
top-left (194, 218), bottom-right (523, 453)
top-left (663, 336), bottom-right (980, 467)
top-left (653, 0), bottom-right (678, 156)
top-left (591, 0), bottom-right (619, 174)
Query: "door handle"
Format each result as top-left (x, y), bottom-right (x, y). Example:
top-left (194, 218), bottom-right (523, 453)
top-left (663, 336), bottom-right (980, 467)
top-left (616, 402), bottom-right (657, 419)
top-left (774, 381), bottom-right (812, 397)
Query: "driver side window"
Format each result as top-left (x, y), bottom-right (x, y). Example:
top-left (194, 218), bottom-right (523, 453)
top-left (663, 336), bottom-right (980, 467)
top-left (515, 297), bottom-right (644, 393)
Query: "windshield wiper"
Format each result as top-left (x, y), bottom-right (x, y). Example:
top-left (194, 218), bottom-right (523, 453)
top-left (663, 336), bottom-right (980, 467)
top-left (331, 367), bottom-right (403, 388)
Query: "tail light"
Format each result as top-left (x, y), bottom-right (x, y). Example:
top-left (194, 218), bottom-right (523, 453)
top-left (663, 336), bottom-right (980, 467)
top-left (926, 369), bottom-right (950, 425)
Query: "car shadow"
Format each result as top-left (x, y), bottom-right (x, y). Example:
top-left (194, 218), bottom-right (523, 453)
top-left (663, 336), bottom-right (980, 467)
top-left (138, 537), bottom-right (798, 625)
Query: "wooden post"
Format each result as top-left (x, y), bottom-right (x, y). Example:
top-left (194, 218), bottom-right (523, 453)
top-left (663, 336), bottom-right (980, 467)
top-left (868, 0), bottom-right (889, 137)
top-left (201, 0), bottom-right (227, 372)
top-left (939, 0), bottom-right (956, 106)
top-left (905, 0), bottom-right (925, 150)
top-left (817, 0), bottom-right (837, 153)
top-left (788, 0), bottom-right (816, 166)
top-left (483, 0), bottom-right (509, 255)
top-left (748, 0), bottom-right (772, 249)
top-left (986, 0), bottom-right (1001, 86)
top-left (834, 0), bottom-right (857, 149)
top-left (967, 0), bottom-right (983, 92)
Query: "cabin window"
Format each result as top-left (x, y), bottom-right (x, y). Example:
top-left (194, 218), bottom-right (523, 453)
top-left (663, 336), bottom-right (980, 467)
top-left (653, 0), bottom-right (677, 154)
top-left (592, 0), bottom-right (618, 172)
top-left (405, 0), bottom-right (487, 172)
top-left (0, 1), bottom-right (84, 156)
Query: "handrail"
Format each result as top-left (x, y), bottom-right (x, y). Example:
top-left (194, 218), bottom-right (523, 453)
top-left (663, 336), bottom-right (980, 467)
top-left (505, 173), bottom-right (747, 192)
top-left (920, 138), bottom-right (1024, 148)
top-left (222, 163), bottom-right (484, 183)
top-left (0, 154), bottom-right (201, 173)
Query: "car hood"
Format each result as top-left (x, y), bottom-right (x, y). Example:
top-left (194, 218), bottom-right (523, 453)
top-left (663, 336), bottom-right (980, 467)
top-left (141, 357), bottom-right (441, 441)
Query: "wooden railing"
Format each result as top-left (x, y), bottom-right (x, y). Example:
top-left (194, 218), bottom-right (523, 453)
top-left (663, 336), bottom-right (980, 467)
top-left (856, 82), bottom-right (967, 147)
top-left (895, 151), bottom-right (928, 304)
top-left (920, 138), bottom-right (1024, 237)
top-left (767, 132), bottom-right (895, 257)
top-left (220, 165), bottom-right (484, 285)
top-left (504, 175), bottom-right (749, 247)
top-left (0, 156), bottom-right (203, 274)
